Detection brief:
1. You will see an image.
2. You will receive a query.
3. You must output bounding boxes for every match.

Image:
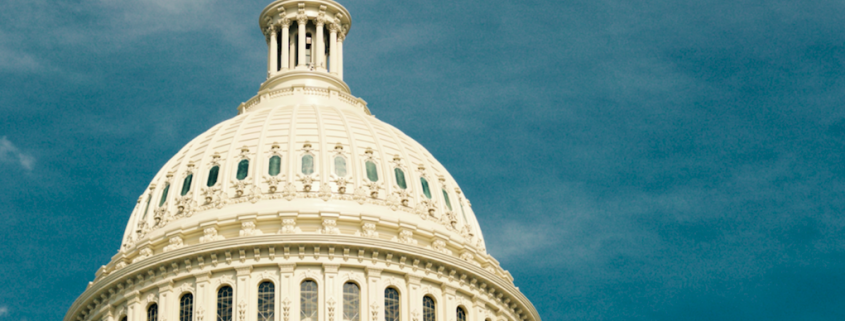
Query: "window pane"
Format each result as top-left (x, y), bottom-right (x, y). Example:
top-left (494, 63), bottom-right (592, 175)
top-left (302, 155), bottom-right (314, 175)
top-left (394, 168), bottom-right (406, 190)
top-left (456, 307), bottom-right (467, 321)
top-left (420, 178), bottom-right (431, 199)
top-left (147, 304), bottom-right (158, 321)
top-left (269, 156), bottom-right (281, 176)
top-left (143, 195), bottom-right (151, 220)
top-left (301, 280), bottom-right (318, 321)
top-left (365, 161), bottom-right (378, 182)
top-left (207, 166), bottom-right (220, 187)
top-left (343, 283), bottom-right (360, 321)
top-left (384, 288), bottom-right (400, 321)
top-left (217, 286), bottom-right (233, 321)
top-left (423, 296), bottom-right (436, 321)
top-left (442, 189), bottom-right (452, 211)
top-left (181, 174), bottom-right (193, 196)
top-left (236, 160), bottom-right (249, 180)
top-left (180, 294), bottom-right (193, 321)
top-left (258, 282), bottom-right (275, 321)
top-left (334, 156), bottom-right (347, 177)
top-left (159, 184), bottom-right (170, 207)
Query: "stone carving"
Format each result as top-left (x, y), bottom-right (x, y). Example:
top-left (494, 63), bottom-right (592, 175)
top-left (196, 307), bottom-right (204, 321)
top-left (238, 300), bottom-right (247, 321)
top-left (146, 293), bottom-right (158, 304)
top-left (283, 182), bottom-right (297, 201)
top-left (239, 221), bottom-right (263, 237)
top-left (460, 251), bottom-right (475, 262)
top-left (355, 223), bottom-right (378, 238)
top-left (370, 303), bottom-right (379, 321)
top-left (279, 218), bottom-right (301, 234)
top-left (174, 194), bottom-right (196, 218)
top-left (353, 186), bottom-right (367, 204)
top-left (392, 229), bottom-right (417, 245)
top-left (327, 298), bottom-right (336, 321)
top-left (319, 219), bottom-right (340, 235)
top-left (263, 172), bottom-right (286, 194)
top-left (215, 275), bottom-right (234, 287)
top-left (319, 182), bottom-right (332, 201)
top-left (282, 298), bottom-right (291, 321)
top-left (133, 247), bottom-right (153, 263)
top-left (429, 239), bottom-right (452, 255)
top-left (200, 227), bottom-right (225, 243)
top-left (163, 236), bottom-right (184, 252)
top-left (180, 282), bottom-right (193, 294)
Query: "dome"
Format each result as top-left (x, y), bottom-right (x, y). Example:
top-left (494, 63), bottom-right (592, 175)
top-left (121, 92), bottom-right (487, 254)
top-left (65, 1), bottom-right (541, 321)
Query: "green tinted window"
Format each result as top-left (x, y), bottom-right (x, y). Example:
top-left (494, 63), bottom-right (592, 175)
top-left (236, 160), bottom-right (249, 180)
top-left (159, 184), bottom-right (170, 207)
top-left (334, 156), bottom-right (347, 177)
top-left (180, 174), bottom-right (193, 196)
top-left (268, 156), bottom-right (281, 176)
top-left (207, 166), bottom-right (219, 187)
top-left (365, 161), bottom-right (378, 182)
top-left (420, 177), bottom-right (431, 199)
top-left (394, 168), bottom-right (407, 189)
top-left (442, 189), bottom-right (452, 211)
top-left (302, 155), bottom-right (314, 175)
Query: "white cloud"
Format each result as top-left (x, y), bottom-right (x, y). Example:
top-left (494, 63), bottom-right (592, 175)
top-left (0, 136), bottom-right (35, 170)
top-left (0, 305), bottom-right (8, 317)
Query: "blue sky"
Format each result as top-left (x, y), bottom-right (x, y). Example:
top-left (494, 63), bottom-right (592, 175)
top-left (2, 0), bottom-right (845, 320)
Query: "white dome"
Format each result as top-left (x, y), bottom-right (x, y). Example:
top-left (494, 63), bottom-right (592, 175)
top-left (65, 1), bottom-right (540, 321)
top-left (120, 89), bottom-right (487, 254)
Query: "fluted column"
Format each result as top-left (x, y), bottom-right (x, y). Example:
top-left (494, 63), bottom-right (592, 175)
top-left (281, 19), bottom-right (291, 70)
top-left (315, 20), bottom-right (326, 71)
top-left (329, 24), bottom-right (338, 75)
top-left (337, 32), bottom-right (344, 79)
top-left (296, 6), bottom-right (308, 69)
top-left (267, 26), bottom-right (278, 77)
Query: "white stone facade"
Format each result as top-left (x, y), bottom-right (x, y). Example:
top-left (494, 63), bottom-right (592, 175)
top-left (63, 1), bottom-right (541, 321)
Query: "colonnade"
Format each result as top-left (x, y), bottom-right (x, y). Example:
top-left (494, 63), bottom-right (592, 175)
top-left (265, 11), bottom-right (345, 79)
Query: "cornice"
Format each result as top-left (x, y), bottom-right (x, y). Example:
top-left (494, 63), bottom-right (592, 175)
top-left (66, 234), bottom-right (539, 321)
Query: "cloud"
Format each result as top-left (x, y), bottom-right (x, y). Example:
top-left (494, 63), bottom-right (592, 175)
top-left (0, 305), bottom-right (8, 317)
top-left (0, 137), bottom-right (35, 170)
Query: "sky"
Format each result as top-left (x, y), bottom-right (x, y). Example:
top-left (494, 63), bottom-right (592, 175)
top-left (1, 0), bottom-right (845, 320)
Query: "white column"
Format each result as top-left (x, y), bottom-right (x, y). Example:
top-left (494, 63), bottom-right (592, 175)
top-left (236, 267), bottom-right (252, 321)
top-left (337, 35), bottom-right (344, 79)
top-left (158, 284), bottom-right (173, 321)
top-left (324, 264), bottom-right (340, 321)
top-left (289, 41), bottom-right (296, 70)
top-left (366, 267), bottom-right (382, 321)
top-left (329, 25), bottom-right (338, 75)
top-left (315, 21), bottom-right (326, 71)
top-left (281, 20), bottom-right (290, 70)
top-left (127, 292), bottom-right (141, 321)
top-left (443, 285), bottom-right (457, 321)
top-left (406, 275), bottom-right (422, 321)
top-left (280, 264), bottom-right (296, 321)
top-left (268, 26), bottom-right (278, 77)
top-left (195, 272), bottom-right (211, 321)
top-left (297, 18), bottom-right (307, 68)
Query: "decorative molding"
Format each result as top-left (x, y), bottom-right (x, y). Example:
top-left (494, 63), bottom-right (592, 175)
top-left (319, 218), bottom-right (340, 235)
top-left (239, 221), bottom-right (263, 237)
top-left (163, 236), bottom-right (184, 252)
top-left (200, 227), bottom-right (225, 243)
top-left (355, 222), bottom-right (378, 238)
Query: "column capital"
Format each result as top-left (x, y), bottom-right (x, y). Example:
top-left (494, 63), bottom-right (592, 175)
top-left (296, 3), bottom-right (308, 25)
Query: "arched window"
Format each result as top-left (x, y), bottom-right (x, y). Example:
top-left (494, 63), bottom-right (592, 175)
top-left (180, 293), bottom-right (193, 321)
top-left (365, 161), bottom-right (378, 182)
top-left (456, 307), bottom-right (467, 321)
top-left (342, 282), bottom-right (360, 321)
top-left (420, 177), bottom-right (432, 199)
top-left (181, 173), bottom-right (193, 196)
top-left (217, 286), bottom-right (233, 321)
top-left (236, 159), bottom-right (249, 180)
top-left (334, 156), bottom-right (347, 177)
top-left (301, 155), bottom-right (314, 175)
top-left (384, 288), bottom-right (400, 321)
top-left (121, 316), bottom-right (128, 321)
top-left (423, 296), bottom-right (436, 321)
top-left (258, 282), bottom-right (275, 321)
top-left (268, 156), bottom-right (281, 176)
top-left (159, 184), bottom-right (170, 207)
top-left (300, 280), bottom-right (318, 321)
top-left (442, 189), bottom-right (452, 211)
top-left (147, 304), bottom-right (158, 321)
top-left (207, 166), bottom-right (220, 187)
top-left (394, 168), bottom-right (407, 190)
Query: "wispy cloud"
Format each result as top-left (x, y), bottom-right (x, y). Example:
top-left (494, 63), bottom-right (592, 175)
top-left (0, 305), bottom-right (9, 317)
top-left (0, 136), bottom-right (35, 170)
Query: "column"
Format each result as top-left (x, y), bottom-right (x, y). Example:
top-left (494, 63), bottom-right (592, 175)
top-left (195, 272), bottom-right (212, 321)
top-left (289, 41), bottom-right (297, 70)
top-left (158, 284), bottom-right (173, 321)
top-left (268, 26), bottom-right (278, 77)
top-left (329, 24), bottom-right (338, 75)
top-left (236, 267), bottom-right (252, 321)
top-left (473, 297), bottom-right (485, 321)
top-left (297, 18), bottom-right (307, 68)
top-left (280, 264), bottom-right (296, 321)
top-left (281, 20), bottom-right (291, 70)
top-left (337, 35), bottom-right (344, 79)
top-left (324, 264), bottom-right (340, 321)
top-left (127, 292), bottom-right (141, 321)
top-left (315, 20), bottom-right (326, 71)
top-left (366, 268), bottom-right (382, 321)
top-left (406, 275), bottom-right (422, 321)
top-left (443, 285), bottom-right (457, 321)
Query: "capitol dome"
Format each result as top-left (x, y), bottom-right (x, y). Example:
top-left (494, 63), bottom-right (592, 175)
top-left (65, 1), bottom-right (541, 321)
